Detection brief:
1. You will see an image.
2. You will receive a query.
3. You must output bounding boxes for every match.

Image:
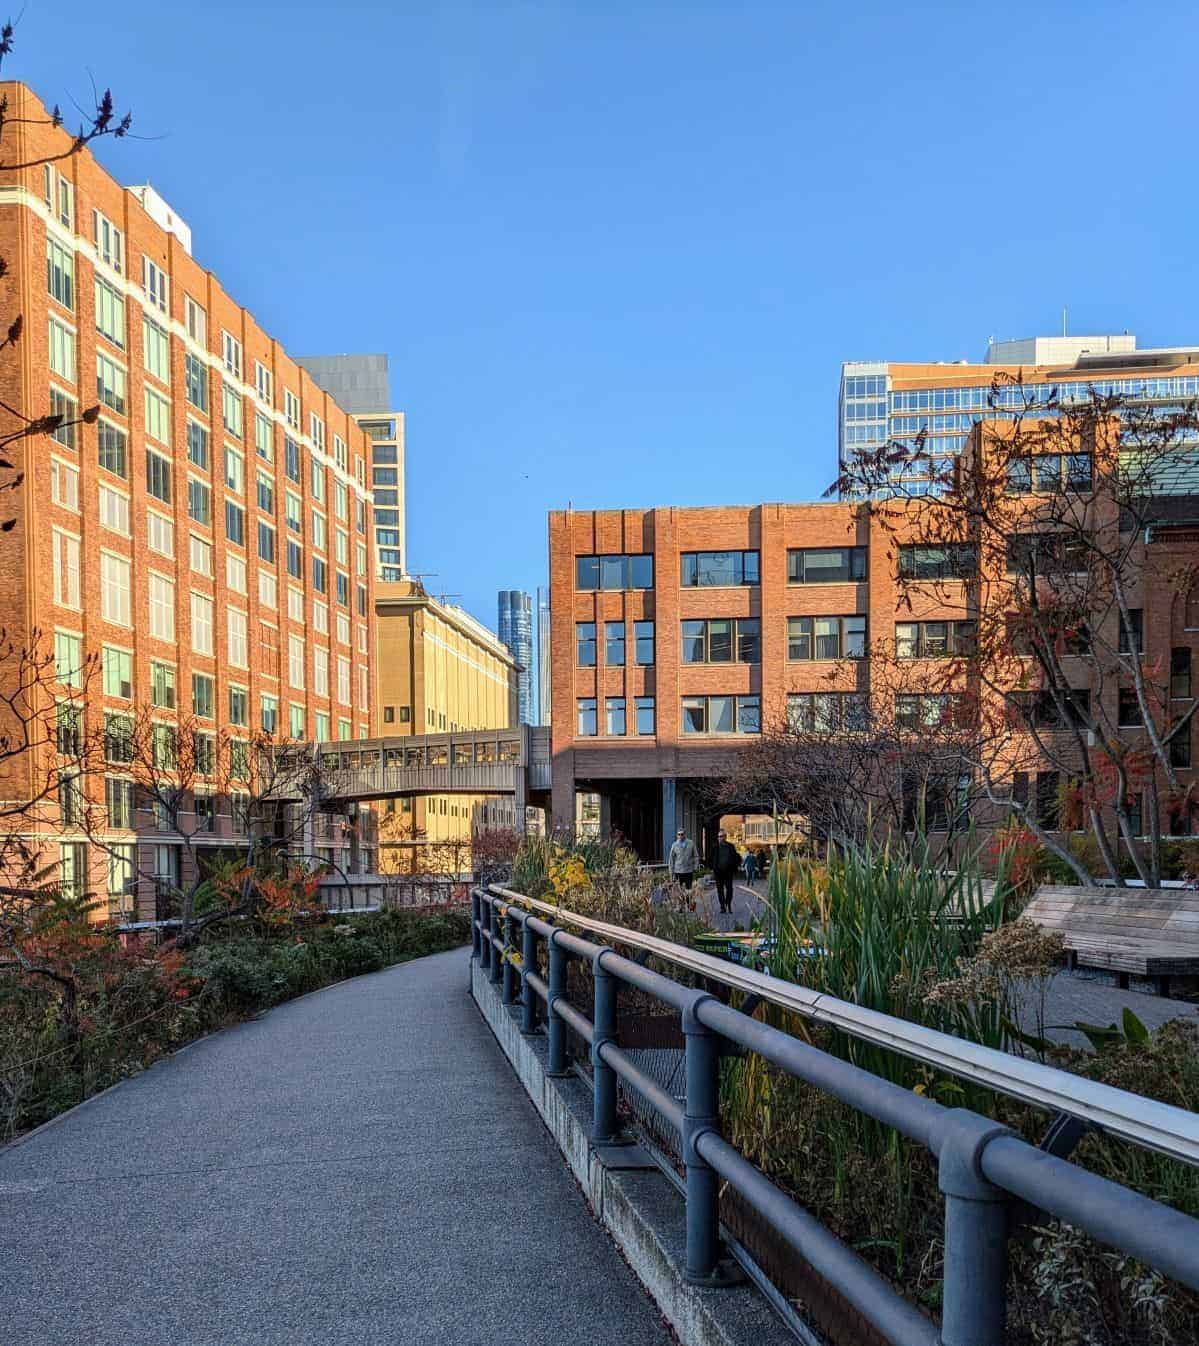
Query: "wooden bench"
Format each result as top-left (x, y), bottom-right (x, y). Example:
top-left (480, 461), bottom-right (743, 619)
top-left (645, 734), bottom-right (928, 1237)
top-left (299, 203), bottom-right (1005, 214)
top-left (1022, 885), bottom-right (1199, 997)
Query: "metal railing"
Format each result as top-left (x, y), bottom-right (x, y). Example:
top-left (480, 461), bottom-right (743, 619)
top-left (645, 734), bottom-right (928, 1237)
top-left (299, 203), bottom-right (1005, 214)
top-left (473, 886), bottom-right (1199, 1346)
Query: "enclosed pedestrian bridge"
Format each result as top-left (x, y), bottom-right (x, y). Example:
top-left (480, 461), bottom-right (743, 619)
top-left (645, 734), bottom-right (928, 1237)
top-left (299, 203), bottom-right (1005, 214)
top-left (268, 724), bottom-right (551, 805)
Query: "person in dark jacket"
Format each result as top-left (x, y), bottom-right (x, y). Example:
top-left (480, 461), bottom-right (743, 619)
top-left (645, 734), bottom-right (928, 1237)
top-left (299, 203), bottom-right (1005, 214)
top-left (712, 830), bottom-right (742, 914)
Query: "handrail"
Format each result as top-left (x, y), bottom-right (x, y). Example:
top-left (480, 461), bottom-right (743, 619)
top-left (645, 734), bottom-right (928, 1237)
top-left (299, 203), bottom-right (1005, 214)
top-left (489, 884), bottom-right (1199, 1167)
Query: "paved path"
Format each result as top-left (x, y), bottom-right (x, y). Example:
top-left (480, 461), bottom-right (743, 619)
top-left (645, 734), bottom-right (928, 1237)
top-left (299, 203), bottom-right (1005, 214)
top-left (0, 948), bottom-right (673, 1346)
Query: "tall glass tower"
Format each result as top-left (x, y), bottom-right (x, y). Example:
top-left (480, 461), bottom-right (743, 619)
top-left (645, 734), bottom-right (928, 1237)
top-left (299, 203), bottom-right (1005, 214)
top-left (537, 586), bottom-right (551, 726)
top-left (497, 590), bottom-right (534, 725)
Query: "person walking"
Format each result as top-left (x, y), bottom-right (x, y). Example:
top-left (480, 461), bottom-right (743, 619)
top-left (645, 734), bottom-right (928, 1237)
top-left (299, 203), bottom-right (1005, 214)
top-left (668, 829), bottom-right (699, 890)
top-left (743, 849), bottom-right (758, 884)
top-left (712, 829), bottom-right (742, 914)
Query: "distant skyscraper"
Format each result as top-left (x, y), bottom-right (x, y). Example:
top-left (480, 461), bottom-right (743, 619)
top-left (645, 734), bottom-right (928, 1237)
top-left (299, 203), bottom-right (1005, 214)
top-left (537, 586), bottom-right (551, 725)
top-left (497, 590), bottom-right (534, 724)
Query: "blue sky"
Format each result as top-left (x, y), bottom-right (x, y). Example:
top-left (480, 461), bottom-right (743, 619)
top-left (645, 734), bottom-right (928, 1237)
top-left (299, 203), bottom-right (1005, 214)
top-left (17, 2), bottom-right (1199, 631)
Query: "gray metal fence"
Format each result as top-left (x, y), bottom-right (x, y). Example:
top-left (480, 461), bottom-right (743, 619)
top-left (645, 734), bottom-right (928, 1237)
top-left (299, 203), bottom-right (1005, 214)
top-left (473, 887), bottom-right (1199, 1346)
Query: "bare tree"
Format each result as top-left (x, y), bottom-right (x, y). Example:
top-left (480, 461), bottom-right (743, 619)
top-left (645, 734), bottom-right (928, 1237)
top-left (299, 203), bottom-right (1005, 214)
top-left (837, 381), bottom-right (1199, 884)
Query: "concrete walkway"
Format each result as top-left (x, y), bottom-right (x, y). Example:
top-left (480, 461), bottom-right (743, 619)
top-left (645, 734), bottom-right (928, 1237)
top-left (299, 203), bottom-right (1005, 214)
top-left (0, 948), bottom-right (673, 1346)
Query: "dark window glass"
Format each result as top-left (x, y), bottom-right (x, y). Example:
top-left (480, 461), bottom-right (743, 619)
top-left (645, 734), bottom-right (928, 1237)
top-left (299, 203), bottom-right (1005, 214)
top-left (634, 621), bottom-right (654, 665)
top-left (1118, 609), bottom-right (1144, 655)
top-left (605, 621), bottom-right (625, 666)
top-left (1171, 647), bottom-right (1192, 699)
top-left (788, 547), bottom-right (866, 584)
top-left (576, 622), bottom-right (596, 666)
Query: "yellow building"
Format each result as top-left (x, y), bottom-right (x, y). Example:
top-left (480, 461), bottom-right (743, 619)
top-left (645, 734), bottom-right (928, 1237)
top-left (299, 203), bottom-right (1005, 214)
top-left (375, 580), bottom-right (520, 872)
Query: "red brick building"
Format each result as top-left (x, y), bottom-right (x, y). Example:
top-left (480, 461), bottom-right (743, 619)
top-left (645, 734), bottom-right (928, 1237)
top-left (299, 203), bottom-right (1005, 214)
top-left (0, 83), bottom-right (377, 915)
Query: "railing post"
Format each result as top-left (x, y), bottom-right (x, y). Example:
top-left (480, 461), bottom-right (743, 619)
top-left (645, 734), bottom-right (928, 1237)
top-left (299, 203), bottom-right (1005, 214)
top-left (938, 1111), bottom-right (1010, 1346)
top-left (501, 906), bottom-right (518, 1005)
top-left (478, 893), bottom-right (491, 973)
top-left (470, 890), bottom-right (481, 961)
top-left (682, 994), bottom-right (721, 1283)
top-left (521, 915), bottom-right (539, 1035)
top-left (591, 951), bottom-right (618, 1143)
top-left (488, 900), bottom-right (503, 985)
top-left (547, 931), bottom-right (568, 1075)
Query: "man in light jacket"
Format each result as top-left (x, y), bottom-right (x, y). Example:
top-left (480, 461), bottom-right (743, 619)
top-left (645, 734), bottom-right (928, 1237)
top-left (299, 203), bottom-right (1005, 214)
top-left (668, 829), bottom-right (699, 889)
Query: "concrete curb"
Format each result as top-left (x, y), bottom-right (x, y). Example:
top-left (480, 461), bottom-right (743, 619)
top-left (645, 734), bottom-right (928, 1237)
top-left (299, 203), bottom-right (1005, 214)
top-left (472, 962), bottom-right (799, 1346)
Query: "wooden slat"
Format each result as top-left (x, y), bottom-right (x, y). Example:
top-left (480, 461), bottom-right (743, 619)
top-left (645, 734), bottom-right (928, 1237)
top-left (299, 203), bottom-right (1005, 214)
top-left (1022, 883), bottom-right (1199, 977)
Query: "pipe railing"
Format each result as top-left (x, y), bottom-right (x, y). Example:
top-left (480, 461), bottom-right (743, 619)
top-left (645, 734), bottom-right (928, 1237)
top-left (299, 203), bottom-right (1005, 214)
top-left (487, 884), bottom-right (1199, 1166)
top-left (471, 887), bottom-right (1199, 1346)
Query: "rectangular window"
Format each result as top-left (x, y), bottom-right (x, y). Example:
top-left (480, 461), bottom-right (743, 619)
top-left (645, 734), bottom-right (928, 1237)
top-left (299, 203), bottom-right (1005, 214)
top-left (222, 330), bottom-right (243, 379)
top-left (228, 608), bottom-right (248, 667)
top-left (94, 277), bottom-right (125, 348)
top-left (143, 257), bottom-right (168, 312)
top-left (1171, 648), bottom-right (1192, 699)
top-left (143, 317), bottom-right (170, 384)
top-left (184, 353), bottom-right (208, 411)
top-left (47, 237), bottom-right (74, 309)
top-left (145, 447), bottom-right (172, 503)
top-left (1006, 534), bottom-right (1086, 577)
top-left (314, 646), bottom-right (329, 696)
top-left (605, 697), bottom-right (626, 735)
top-left (313, 556), bottom-right (327, 594)
top-left (227, 553), bottom-right (247, 597)
top-left (286, 540), bottom-right (302, 579)
top-left (261, 694), bottom-right (278, 735)
top-left (193, 733), bottom-right (216, 778)
top-left (289, 635), bottom-right (305, 689)
top-left (188, 477), bottom-right (212, 527)
top-left (285, 490), bottom-right (302, 533)
top-left (1035, 771), bottom-right (1060, 829)
top-left (259, 569), bottom-right (278, 610)
top-left (96, 352), bottom-right (126, 414)
top-left (680, 551), bottom-right (759, 587)
top-left (337, 655), bottom-right (351, 704)
top-left (50, 387), bottom-right (78, 450)
top-left (284, 388), bottom-right (300, 429)
top-left (334, 480), bottom-right (349, 522)
top-left (311, 460), bottom-right (325, 503)
top-left (899, 544), bottom-right (977, 580)
top-left (106, 776), bottom-right (134, 829)
top-left (186, 419), bottom-right (209, 470)
top-left (146, 509), bottom-right (174, 558)
top-left (148, 573), bottom-right (175, 641)
top-left (634, 696), bottom-right (655, 735)
top-left (577, 697), bottom-right (597, 736)
top-left (1170, 723), bottom-right (1192, 770)
top-left (149, 660), bottom-right (176, 709)
top-left (229, 685), bottom-right (248, 727)
top-left (224, 445), bottom-right (244, 494)
top-left (289, 704), bottom-right (305, 738)
top-left (56, 702), bottom-right (83, 757)
top-left (788, 692), bottom-right (869, 733)
top-left (192, 672), bottom-right (214, 718)
top-left (185, 295), bottom-right (206, 345)
top-left (55, 631), bottom-right (83, 688)
top-left (100, 551), bottom-right (130, 624)
top-left (93, 210), bottom-right (124, 273)
top-left (1118, 609), bottom-right (1144, 655)
top-left (48, 317), bottom-right (76, 382)
top-left (285, 435), bottom-right (301, 482)
top-left (104, 712), bottom-right (133, 764)
top-left (191, 592), bottom-right (214, 655)
top-left (575, 554), bottom-right (654, 591)
top-left (53, 530), bottom-right (81, 609)
top-left (255, 361), bottom-right (273, 405)
top-left (256, 471), bottom-right (274, 516)
top-left (604, 622), bottom-right (626, 666)
top-left (255, 411), bottom-right (273, 462)
top-left (311, 511), bottom-right (327, 551)
top-left (335, 571), bottom-right (349, 607)
top-left (50, 457), bottom-right (79, 510)
top-left (144, 389), bottom-right (171, 448)
top-left (190, 533), bottom-right (213, 576)
top-left (788, 547), bottom-right (867, 584)
top-left (575, 622), bottom-right (596, 666)
top-left (258, 521), bottom-right (276, 564)
top-left (681, 618), bottom-right (760, 663)
top-left (309, 413), bottom-right (325, 453)
top-left (313, 600), bottom-right (329, 635)
top-left (896, 693), bottom-right (967, 733)
top-left (222, 383), bottom-right (243, 437)
top-left (681, 694), bottom-right (761, 735)
top-left (102, 646), bottom-right (132, 699)
top-left (1118, 687), bottom-right (1142, 728)
top-left (632, 620), bottom-right (655, 665)
top-left (225, 501), bottom-right (245, 548)
top-left (894, 619), bottom-right (973, 658)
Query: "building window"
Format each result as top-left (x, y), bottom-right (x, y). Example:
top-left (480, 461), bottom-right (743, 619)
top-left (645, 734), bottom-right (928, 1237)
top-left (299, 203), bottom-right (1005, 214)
top-left (148, 573), bottom-right (175, 641)
top-left (1118, 688), bottom-right (1142, 728)
top-left (149, 660), bottom-right (176, 709)
top-left (225, 501), bottom-right (245, 548)
top-left (313, 556), bottom-right (327, 594)
top-left (104, 712), bottom-right (133, 764)
top-left (261, 694), bottom-right (278, 735)
top-left (143, 317), bottom-right (170, 385)
top-left (59, 842), bottom-right (86, 899)
top-left (577, 698), bottom-right (597, 736)
top-left (575, 554), bottom-right (654, 591)
top-left (1170, 723), bottom-right (1192, 770)
top-left (187, 419), bottom-right (210, 469)
top-left (1171, 648), bottom-right (1192, 699)
top-left (222, 330), bottom-right (243, 379)
top-left (899, 544), bottom-right (977, 581)
top-left (255, 362), bottom-right (273, 405)
top-left (50, 387), bottom-right (78, 450)
top-left (1118, 609), bottom-right (1144, 655)
top-left (258, 521), bottom-right (276, 564)
top-left (314, 647), bottom-right (329, 696)
top-left (605, 697), bottom-right (626, 735)
top-left (106, 776), bottom-right (134, 829)
top-left (229, 685), bottom-right (248, 726)
top-left (284, 388), bottom-right (300, 429)
top-left (604, 622), bottom-right (626, 666)
top-left (190, 533), bottom-right (213, 577)
top-left (635, 696), bottom-right (655, 735)
top-left (289, 635), bottom-right (305, 689)
top-left (50, 457), bottom-right (79, 510)
top-left (93, 210), bottom-right (124, 273)
top-left (681, 695), bottom-right (761, 735)
top-left (680, 551), bottom-right (759, 587)
top-left (633, 620), bottom-right (655, 665)
top-left (895, 619), bottom-right (973, 659)
top-left (1035, 771), bottom-right (1060, 829)
top-left (102, 646), bottom-right (133, 699)
top-left (788, 547), bottom-right (866, 584)
top-left (188, 477), bottom-right (212, 527)
top-left (47, 236), bottom-right (74, 309)
top-left (575, 621), bottom-right (596, 666)
top-left (1006, 533), bottom-right (1086, 578)
top-left (56, 702), bottom-right (83, 756)
top-left (49, 317), bottom-right (76, 382)
top-left (99, 551), bottom-right (130, 625)
top-left (96, 352), bottom-right (126, 414)
top-left (145, 447), bottom-right (172, 503)
top-left (107, 843), bottom-right (136, 913)
top-left (53, 530), bottom-right (81, 609)
top-left (289, 704), bottom-right (306, 738)
top-left (191, 592), bottom-right (214, 655)
top-left (896, 693), bottom-right (967, 732)
top-left (192, 672), bottom-right (214, 718)
top-left (285, 436), bottom-right (301, 482)
top-left (55, 631), bottom-right (83, 688)
top-left (185, 295), bottom-right (207, 345)
top-left (193, 733), bottom-right (216, 778)
top-left (222, 383), bottom-right (243, 438)
top-left (94, 277), bottom-right (125, 348)
top-left (228, 609), bottom-right (248, 668)
top-left (681, 618), bottom-right (760, 664)
top-left (788, 692), bottom-right (868, 733)
top-left (287, 540), bottom-right (302, 579)
top-left (143, 257), bottom-right (168, 312)
top-left (255, 411), bottom-right (273, 463)
top-left (185, 353), bottom-right (208, 411)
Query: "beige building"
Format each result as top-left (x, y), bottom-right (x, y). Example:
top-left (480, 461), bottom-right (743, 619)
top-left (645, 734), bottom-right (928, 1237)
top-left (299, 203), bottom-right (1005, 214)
top-left (375, 580), bottom-right (520, 870)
